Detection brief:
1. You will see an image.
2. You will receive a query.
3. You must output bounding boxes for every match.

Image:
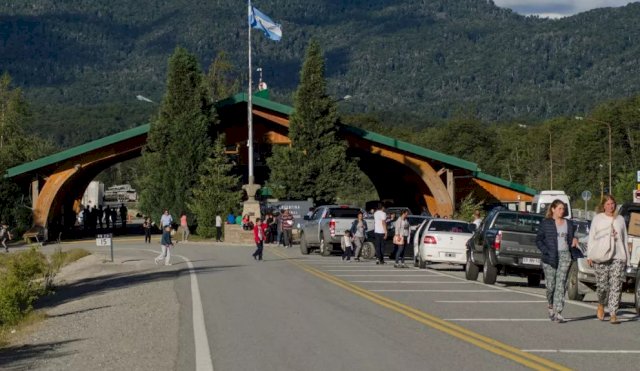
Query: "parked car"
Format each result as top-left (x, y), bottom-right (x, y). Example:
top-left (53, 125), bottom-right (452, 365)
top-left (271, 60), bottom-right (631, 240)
top-left (360, 215), bottom-right (430, 260)
top-left (567, 203), bottom-right (640, 314)
top-left (465, 209), bottom-right (544, 286)
top-left (299, 205), bottom-right (364, 256)
top-left (413, 218), bottom-right (474, 268)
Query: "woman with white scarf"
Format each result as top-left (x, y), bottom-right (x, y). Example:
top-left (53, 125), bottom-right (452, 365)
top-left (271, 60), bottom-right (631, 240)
top-left (587, 195), bottom-right (629, 324)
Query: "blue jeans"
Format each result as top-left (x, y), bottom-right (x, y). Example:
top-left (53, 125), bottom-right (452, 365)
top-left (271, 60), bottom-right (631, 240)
top-left (253, 241), bottom-right (264, 260)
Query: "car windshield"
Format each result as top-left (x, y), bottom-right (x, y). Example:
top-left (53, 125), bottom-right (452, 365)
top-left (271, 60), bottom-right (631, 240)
top-left (427, 221), bottom-right (472, 233)
top-left (492, 213), bottom-right (542, 233)
top-left (327, 208), bottom-right (361, 218)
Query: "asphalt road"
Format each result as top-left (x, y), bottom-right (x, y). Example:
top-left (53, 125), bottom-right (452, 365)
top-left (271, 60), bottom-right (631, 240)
top-left (35, 239), bottom-right (640, 370)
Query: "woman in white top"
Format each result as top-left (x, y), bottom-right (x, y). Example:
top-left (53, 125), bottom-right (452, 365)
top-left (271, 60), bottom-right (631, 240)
top-left (587, 195), bottom-right (629, 324)
top-left (393, 210), bottom-right (410, 268)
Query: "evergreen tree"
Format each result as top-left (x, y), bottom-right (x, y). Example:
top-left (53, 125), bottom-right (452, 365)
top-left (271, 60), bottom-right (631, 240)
top-left (205, 51), bottom-right (241, 103)
top-left (139, 47), bottom-right (213, 222)
top-left (188, 135), bottom-right (242, 238)
top-left (267, 40), bottom-right (353, 204)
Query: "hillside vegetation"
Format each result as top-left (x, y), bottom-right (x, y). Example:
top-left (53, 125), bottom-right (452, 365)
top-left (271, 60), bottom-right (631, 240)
top-left (1, 0), bottom-right (640, 147)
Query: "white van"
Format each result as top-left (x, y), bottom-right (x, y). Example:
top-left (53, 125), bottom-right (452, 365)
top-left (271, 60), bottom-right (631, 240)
top-left (531, 190), bottom-right (572, 219)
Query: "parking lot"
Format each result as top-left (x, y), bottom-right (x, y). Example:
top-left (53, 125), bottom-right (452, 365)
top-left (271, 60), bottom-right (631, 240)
top-left (274, 247), bottom-right (640, 370)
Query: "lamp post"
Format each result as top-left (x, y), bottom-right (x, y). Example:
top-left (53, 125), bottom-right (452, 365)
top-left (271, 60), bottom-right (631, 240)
top-left (575, 116), bottom-right (612, 194)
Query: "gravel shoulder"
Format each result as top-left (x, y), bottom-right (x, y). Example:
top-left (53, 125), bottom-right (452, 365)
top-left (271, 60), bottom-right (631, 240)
top-left (0, 250), bottom-right (181, 371)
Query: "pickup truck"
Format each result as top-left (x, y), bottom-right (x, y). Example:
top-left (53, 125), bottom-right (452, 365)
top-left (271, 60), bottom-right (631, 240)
top-left (568, 202), bottom-right (640, 314)
top-left (465, 209), bottom-right (544, 286)
top-left (299, 205), bottom-right (364, 256)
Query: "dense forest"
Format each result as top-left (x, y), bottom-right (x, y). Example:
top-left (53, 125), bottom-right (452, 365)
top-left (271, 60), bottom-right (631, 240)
top-left (1, 0), bottom-right (640, 146)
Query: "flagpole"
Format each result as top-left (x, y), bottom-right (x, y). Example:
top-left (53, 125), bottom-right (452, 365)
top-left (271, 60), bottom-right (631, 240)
top-left (247, 0), bottom-right (254, 185)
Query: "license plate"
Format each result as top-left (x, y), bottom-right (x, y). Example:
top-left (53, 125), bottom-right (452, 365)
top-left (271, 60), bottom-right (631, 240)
top-left (522, 257), bottom-right (541, 265)
top-left (445, 252), bottom-right (456, 258)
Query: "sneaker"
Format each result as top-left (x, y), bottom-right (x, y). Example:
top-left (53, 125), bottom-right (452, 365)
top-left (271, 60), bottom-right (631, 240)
top-left (547, 306), bottom-right (555, 321)
top-left (554, 313), bottom-right (565, 323)
top-left (165, 263), bottom-right (172, 266)
top-left (394, 263), bottom-right (400, 268)
top-left (401, 263), bottom-right (408, 268)
top-left (154, 259), bottom-right (159, 265)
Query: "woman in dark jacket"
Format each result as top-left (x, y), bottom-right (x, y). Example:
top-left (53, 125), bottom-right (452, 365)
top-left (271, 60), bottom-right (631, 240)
top-left (535, 199), bottom-right (581, 323)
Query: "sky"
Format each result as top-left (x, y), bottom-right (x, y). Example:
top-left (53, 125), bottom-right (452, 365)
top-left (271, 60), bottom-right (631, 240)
top-left (493, 0), bottom-right (638, 18)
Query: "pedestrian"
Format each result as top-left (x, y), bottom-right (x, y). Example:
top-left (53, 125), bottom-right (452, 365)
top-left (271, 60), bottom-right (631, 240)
top-left (154, 225), bottom-right (174, 266)
top-left (252, 217), bottom-right (267, 260)
top-left (180, 211), bottom-right (190, 243)
top-left (341, 230), bottom-right (353, 261)
top-left (306, 207), bottom-right (314, 219)
top-left (420, 206), bottom-right (430, 216)
top-left (394, 210), bottom-right (410, 268)
top-left (388, 212), bottom-right (398, 260)
top-left (110, 207), bottom-right (117, 229)
top-left (587, 195), bottom-right (629, 324)
top-left (535, 199), bottom-right (580, 323)
top-left (215, 214), bottom-right (223, 242)
top-left (350, 211), bottom-right (368, 262)
top-left (97, 205), bottom-right (104, 229)
top-left (472, 210), bottom-right (483, 229)
top-left (119, 203), bottom-right (128, 231)
top-left (373, 203), bottom-right (388, 265)
top-left (143, 217), bottom-right (152, 243)
top-left (265, 213), bottom-right (274, 243)
top-left (160, 209), bottom-right (173, 228)
top-left (1, 222), bottom-right (13, 253)
top-left (281, 209), bottom-right (294, 248)
top-left (276, 210), bottom-right (284, 246)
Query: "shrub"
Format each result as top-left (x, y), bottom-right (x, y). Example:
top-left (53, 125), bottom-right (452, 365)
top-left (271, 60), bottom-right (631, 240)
top-left (0, 248), bottom-right (47, 325)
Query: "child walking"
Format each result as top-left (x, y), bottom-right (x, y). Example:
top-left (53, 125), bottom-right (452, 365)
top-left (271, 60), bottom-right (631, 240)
top-left (0, 223), bottom-right (12, 253)
top-left (143, 217), bottom-right (152, 243)
top-left (155, 225), bottom-right (174, 266)
top-left (341, 230), bottom-right (353, 262)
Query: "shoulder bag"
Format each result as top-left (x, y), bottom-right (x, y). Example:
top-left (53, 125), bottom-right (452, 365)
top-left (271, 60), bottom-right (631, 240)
top-left (589, 222), bottom-right (615, 263)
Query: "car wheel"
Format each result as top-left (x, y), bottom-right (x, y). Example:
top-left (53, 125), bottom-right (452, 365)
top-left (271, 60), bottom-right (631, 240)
top-left (418, 253), bottom-right (428, 269)
top-left (320, 234), bottom-right (331, 256)
top-left (465, 252), bottom-right (479, 281)
top-left (299, 233), bottom-right (309, 255)
top-left (527, 274), bottom-right (541, 287)
top-left (567, 262), bottom-right (585, 301)
top-left (361, 242), bottom-right (375, 260)
top-left (635, 270), bottom-right (640, 315)
top-left (482, 249), bottom-right (497, 285)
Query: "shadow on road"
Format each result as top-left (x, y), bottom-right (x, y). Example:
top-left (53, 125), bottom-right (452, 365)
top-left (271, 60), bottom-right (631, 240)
top-left (0, 339), bottom-right (82, 369)
top-left (35, 265), bottom-right (244, 311)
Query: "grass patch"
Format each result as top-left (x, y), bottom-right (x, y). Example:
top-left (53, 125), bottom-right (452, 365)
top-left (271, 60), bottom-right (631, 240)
top-left (0, 311), bottom-right (47, 347)
top-left (0, 246), bottom-right (90, 347)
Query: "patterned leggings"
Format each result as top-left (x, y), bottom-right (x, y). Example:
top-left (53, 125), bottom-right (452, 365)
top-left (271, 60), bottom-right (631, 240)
top-left (542, 250), bottom-right (572, 313)
top-left (595, 259), bottom-right (626, 315)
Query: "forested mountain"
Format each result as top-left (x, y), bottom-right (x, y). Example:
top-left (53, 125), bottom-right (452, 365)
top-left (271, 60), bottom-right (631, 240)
top-left (2, 0), bottom-right (640, 147)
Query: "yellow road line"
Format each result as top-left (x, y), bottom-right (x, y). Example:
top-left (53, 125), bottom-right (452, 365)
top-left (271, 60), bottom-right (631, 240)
top-left (269, 248), bottom-right (570, 371)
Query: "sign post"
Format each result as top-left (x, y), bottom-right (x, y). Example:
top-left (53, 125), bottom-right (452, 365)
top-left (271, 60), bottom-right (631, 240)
top-left (581, 190), bottom-right (592, 216)
top-left (96, 233), bottom-right (113, 262)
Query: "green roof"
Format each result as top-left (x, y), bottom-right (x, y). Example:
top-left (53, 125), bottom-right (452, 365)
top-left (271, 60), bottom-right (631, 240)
top-left (5, 93), bottom-right (536, 196)
top-left (6, 124), bottom-right (150, 178)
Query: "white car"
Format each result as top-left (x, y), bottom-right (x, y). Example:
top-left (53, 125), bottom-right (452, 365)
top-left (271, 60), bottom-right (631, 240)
top-left (413, 218), bottom-right (474, 269)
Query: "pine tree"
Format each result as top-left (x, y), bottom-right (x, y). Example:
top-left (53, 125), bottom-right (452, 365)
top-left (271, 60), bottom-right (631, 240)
top-left (188, 135), bottom-right (242, 238)
top-left (267, 40), bottom-right (353, 204)
top-left (139, 47), bottom-right (213, 222)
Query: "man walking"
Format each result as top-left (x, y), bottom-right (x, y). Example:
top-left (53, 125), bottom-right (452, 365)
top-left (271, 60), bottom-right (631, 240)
top-left (373, 203), bottom-right (388, 265)
top-left (215, 214), bottom-right (223, 242)
top-left (281, 209), bottom-right (294, 248)
top-left (119, 203), bottom-right (128, 231)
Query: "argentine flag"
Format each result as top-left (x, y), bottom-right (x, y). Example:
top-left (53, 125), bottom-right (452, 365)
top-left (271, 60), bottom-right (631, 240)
top-left (248, 6), bottom-right (282, 41)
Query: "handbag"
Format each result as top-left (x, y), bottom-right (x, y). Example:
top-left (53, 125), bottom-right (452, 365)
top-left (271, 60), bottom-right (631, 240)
top-left (589, 222), bottom-right (615, 263)
top-left (393, 234), bottom-right (404, 245)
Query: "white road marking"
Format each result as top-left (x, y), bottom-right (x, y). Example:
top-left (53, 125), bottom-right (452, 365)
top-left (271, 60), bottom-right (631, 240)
top-left (351, 281), bottom-right (471, 284)
top-left (327, 269), bottom-right (422, 272)
top-left (446, 318), bottom-right (549, 322)
top-left (419, 267), bottom-right (601, 310)
top-left (436, 300), bottom-right (547, 303)
top-left (141, 249), bottom-right (214, 371)
top-left (524, 349), bottom-right (640, 354)
top-left (371, 289), bottom-right (506, 292)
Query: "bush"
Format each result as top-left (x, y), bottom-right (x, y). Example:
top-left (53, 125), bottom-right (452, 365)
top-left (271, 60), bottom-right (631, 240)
top-left (0, 248), bottom-right (48, 325)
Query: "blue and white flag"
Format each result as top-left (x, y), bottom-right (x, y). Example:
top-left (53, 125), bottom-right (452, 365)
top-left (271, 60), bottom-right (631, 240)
top-left (248, 6), bottom-right (282, 41)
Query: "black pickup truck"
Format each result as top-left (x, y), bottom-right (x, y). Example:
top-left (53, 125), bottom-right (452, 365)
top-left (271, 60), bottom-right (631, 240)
top-left (465, 209), bottom-right (544, 286)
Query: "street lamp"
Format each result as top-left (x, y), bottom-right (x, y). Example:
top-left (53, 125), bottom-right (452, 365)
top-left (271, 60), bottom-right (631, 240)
top-left (575, 116), bottom-right (612, 194)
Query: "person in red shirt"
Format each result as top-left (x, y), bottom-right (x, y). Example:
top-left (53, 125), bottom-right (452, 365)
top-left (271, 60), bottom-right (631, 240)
top-left (252, 218), bottom-right (268, 260)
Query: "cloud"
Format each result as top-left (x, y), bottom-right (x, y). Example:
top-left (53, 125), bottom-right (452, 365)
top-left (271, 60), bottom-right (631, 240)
top-left (493, 0), bottom-right (638, 17)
